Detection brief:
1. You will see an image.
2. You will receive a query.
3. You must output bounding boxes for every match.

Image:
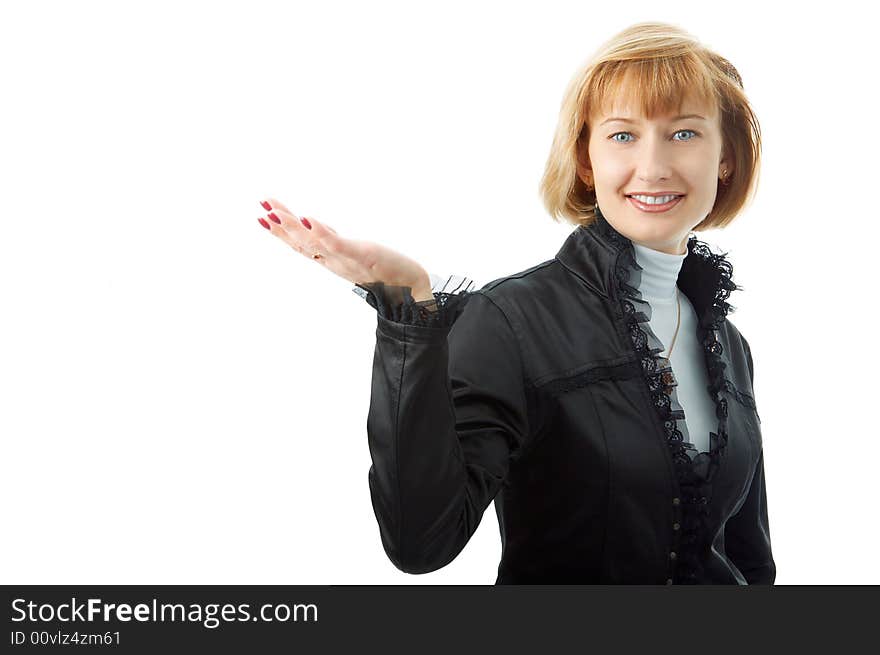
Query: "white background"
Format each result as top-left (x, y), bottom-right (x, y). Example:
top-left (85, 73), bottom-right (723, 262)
top-left (1, 0), bottom-right (874, 584)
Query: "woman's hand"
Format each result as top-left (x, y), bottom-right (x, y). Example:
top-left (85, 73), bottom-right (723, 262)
top-left (256, 197), bottom-right (434, 301)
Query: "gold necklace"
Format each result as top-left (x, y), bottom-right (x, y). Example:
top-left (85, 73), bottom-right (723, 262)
top-left (666, 289), bottom-right (682, 357)
top-left (660, 290), bottom-right (683, 394)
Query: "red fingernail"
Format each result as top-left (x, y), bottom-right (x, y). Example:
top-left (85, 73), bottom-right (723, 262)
top-left (268, 212), bottom-right (281, 224)
top-left (258, 218), bottom-right (271, 229)
top-left (260, 200), bottom-right (272, 211)
top-left (300, 217), bottom-right (312, 230)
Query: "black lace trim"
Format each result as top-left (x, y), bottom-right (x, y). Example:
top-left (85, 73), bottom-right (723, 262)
top-left (590, 204), bottom-right (742, 584)
top-left (352, 274), bottom-right (476, 329)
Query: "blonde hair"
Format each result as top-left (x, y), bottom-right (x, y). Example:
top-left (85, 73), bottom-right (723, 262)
top-left (539, 21), bottom-right (761, 230)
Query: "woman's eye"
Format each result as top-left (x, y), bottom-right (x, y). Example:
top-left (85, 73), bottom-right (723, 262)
top-left (609, 129), bottom-right (699, 143)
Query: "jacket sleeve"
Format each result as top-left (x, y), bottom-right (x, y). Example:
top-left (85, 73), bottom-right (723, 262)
top-left (355, 280), bottom-right (530, 574)
top-left (726, 335), bottom-right (776, 584)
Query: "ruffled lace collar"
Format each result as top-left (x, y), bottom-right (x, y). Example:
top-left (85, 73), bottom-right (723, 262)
top-left (588, 204), bottom-right (742, 584)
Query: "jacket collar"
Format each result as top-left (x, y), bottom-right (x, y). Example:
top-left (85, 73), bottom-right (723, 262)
top-left (554, 204), bottom-right (740, 330)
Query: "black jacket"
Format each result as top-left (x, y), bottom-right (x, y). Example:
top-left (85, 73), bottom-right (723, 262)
top-left (354, 209), bottom-right (775, 585)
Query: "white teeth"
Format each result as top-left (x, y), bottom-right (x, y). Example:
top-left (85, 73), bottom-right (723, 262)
top-left (630, 194), bottom-right (679, 204)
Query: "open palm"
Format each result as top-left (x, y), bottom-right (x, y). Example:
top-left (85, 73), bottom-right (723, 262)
top-left (257, 197), bottom-right (432, 298)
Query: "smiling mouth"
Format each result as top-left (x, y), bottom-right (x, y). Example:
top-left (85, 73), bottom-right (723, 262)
top-left (625, 194), bottom-right (685, 213)
top-left (625, 193), bottom-right (685, 200)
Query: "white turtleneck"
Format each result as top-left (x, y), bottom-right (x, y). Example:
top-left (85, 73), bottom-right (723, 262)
top-left (631, 242), bottom-right (715, 455)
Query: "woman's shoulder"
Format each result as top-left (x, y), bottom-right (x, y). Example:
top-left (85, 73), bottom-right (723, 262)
top-left (476, 256), bottom-right (598, 318)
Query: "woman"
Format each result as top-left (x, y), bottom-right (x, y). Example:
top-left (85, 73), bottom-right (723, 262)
top-left (257, 21), bottom-right (774, 585)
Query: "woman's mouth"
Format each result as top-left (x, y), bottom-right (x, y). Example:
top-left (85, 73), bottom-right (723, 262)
top-left (626, 194), bottom-right (685, 213)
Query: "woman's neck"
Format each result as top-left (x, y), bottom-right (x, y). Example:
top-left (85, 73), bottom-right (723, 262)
top-left (631, 242), bottom-right (688, 303)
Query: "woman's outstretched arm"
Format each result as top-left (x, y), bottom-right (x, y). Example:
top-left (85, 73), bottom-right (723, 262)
top-left (361, 286), bottom-right (529, 574)
top-left (255, 197), bottom-right (529, 575)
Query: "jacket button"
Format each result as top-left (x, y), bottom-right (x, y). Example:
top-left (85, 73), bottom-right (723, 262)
top-left (666, 578), bottom-right (673, 585)
top-left (669, 551), bottom-right (677, 560)
top-left (673, 522), bottom-right (680, 531)
top-left (672, 497), bottom-right (680, 505)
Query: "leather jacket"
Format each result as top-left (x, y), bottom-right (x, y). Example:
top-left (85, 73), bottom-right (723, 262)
top-left (353, 208), bottom-right (775, 585)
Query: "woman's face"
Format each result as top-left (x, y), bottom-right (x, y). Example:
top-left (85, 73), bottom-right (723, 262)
top-left (584, 96), bottom-right (731, 255)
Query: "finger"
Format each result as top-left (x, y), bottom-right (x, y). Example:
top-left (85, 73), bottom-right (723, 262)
top-left (309, 218), bottom-right (337, 235)
top-left (266, 209), bottom-right (343, 256)
top-left (298, 216), bottom-right (361, 260)
top-left (260, 212), bottom-right (345, 267)
top-left (261, 196), bottom-right (341, 235)
top-left (282, 210), bottom-right (338, 238)
top-left (257, 214), bottom-right (314, 257)
top-left (265, 207), bottom-right (317, 237)
top-left (261, 197), bottom-right (296, 217)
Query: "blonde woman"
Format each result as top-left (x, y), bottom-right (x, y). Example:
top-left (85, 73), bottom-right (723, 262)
top-left (257, 21), bottom-right (774, 585)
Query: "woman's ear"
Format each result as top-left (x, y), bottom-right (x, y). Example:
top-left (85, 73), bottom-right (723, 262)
top-left (718, 144), bottom-right (733, 182)
top-left (576, 147), bottom-right (593, 187)
top-left (719, 157), bottom-right (733, 182)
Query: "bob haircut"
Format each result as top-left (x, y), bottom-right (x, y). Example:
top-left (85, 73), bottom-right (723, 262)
top-left (539, 21), bottom-right (761, 230)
